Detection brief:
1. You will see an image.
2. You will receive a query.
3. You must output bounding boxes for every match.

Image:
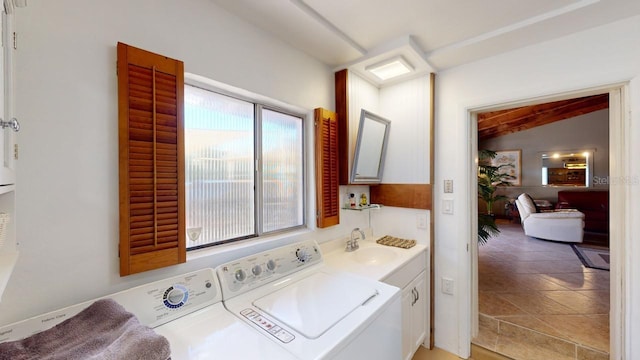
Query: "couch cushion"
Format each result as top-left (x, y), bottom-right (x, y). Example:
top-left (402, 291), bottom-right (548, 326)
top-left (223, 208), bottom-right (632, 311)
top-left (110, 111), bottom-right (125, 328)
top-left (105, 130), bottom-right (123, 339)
top-left (517, 193), bottom-right (537, 219)
top-left (530, 210), bottom-right (585, 219)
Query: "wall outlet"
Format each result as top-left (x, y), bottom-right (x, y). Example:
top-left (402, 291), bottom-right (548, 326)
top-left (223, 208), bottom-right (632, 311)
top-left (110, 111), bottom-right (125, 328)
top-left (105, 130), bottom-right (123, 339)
top-left (416, 214), bottom-right (428, 229)
top-left (442, 277), bottom-right (454, 295)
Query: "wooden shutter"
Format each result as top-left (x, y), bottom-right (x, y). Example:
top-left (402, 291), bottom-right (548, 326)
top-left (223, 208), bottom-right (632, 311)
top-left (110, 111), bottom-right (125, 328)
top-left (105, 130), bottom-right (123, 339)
top-left (315, 108), bottom-right (340, 228)
top-left (117, 42), bottom-right (185, 276)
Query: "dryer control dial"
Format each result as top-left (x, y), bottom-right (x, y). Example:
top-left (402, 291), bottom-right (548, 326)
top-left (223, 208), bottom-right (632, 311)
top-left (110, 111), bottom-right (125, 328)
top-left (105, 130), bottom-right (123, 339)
top-left (163, 284), bottom-right (189, 309)
top-left (234, 269), bottom-right (247, 282)
top-left (251, 264), bottom-right (262, 276)
top-left (266, 259), bottom-right (277, 271)
top-left (296, 248), bottom-right (310, 263)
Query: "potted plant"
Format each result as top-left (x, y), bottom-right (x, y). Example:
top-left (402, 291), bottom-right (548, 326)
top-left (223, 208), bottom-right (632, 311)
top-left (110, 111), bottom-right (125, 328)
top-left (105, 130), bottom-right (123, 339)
top-left (477, 149), bottom-right (515, 244)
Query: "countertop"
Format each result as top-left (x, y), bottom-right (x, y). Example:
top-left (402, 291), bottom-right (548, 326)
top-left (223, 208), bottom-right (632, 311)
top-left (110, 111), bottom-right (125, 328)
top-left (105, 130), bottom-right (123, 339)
top-left (320, 236), bottom-right (427, 282)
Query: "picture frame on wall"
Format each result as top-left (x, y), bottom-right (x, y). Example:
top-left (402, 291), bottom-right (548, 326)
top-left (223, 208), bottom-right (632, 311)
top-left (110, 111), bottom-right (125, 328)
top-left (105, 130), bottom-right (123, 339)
top-left (492, 150), bottom-right (521, 185)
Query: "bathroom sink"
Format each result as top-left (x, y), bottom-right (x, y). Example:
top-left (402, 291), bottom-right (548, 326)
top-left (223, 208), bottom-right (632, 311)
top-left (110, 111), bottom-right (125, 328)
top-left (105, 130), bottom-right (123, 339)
top-left (353, 246), bottom-right (397, 265)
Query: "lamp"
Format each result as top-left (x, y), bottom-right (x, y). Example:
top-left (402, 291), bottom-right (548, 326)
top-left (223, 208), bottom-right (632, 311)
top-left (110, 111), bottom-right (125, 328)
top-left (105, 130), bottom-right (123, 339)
top-left (365, 56), bottom-right (413, 81)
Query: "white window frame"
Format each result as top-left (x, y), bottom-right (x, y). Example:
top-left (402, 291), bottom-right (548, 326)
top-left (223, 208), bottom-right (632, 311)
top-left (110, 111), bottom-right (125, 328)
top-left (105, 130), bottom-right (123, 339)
top-left (184, 73), bottom-right (307, 249)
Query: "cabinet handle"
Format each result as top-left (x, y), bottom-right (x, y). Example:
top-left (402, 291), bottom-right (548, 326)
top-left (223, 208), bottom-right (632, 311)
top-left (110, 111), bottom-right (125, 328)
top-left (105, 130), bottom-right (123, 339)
top-left (0, 118), bottom-right (20, 132)
top-left (415, 288), bottom-right (419, 303)
top-left (411, 288), bottom-right (418, 306)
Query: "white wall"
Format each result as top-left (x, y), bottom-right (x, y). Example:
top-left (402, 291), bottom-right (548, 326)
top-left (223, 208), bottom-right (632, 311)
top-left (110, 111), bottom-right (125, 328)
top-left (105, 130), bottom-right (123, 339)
top-left (435, 15), bottom-right (640, 358)
top-left (377, 76), bottom-right (432, 255)
top-left (346, 71), bottom-right (431, 184)
top-left (347, 70), bottom-right (380, 173)
top-left (3, 0), bottom-right (434, 328)
top-left (346, 71), bottom-right (432, 245)
top-left (1, 0), bottom-right (346, 325)
top-left (380, 76), bottom-right (431, 184)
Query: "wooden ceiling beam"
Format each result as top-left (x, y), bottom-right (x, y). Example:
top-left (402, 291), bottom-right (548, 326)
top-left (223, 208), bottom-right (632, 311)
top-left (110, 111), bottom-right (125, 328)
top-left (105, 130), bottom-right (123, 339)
top-left (478, 94), bottom-right (608, 125)
top-left (478, 94), bottom-right (609, 140)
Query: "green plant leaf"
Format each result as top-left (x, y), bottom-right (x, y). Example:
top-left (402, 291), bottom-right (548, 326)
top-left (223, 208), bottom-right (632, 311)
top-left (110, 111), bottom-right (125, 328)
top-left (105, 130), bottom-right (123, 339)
top-left (477, 149), bottom-right (516, 243)
top-left (478, 214), bottom-right (500, 245)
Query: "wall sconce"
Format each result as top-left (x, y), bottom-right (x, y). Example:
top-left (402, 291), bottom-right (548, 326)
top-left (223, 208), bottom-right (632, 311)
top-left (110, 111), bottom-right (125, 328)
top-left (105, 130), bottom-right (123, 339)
top-left (365, 56), bottom-right (413, 81)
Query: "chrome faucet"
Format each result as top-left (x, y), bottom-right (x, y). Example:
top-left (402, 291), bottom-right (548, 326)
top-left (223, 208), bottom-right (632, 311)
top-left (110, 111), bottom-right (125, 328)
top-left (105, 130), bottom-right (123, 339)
top-left (346, 228), bottom-right (365, 252)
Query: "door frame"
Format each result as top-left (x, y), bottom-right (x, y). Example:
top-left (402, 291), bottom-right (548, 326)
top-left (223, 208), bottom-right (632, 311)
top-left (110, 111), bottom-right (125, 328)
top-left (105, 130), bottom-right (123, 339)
top-left (468, 83), bottom-right (628, 359)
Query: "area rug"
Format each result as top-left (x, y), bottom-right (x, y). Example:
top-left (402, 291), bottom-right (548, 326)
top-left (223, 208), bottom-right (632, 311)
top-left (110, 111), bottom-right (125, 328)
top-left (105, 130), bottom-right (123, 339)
top-left (571, 244), bottom-right (610, 271)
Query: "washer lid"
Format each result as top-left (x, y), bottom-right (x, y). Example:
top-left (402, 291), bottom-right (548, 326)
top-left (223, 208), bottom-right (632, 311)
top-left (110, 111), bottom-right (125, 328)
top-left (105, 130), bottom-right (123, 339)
top-left (253, 271), bottom-right (378, 339)
top-left (154, 303), bottom-right (298, 360)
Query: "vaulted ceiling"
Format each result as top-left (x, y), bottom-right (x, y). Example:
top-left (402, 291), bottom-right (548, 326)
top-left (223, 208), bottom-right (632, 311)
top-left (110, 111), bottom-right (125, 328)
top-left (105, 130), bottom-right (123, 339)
top-left (477, 94), bottom-right (610, 141)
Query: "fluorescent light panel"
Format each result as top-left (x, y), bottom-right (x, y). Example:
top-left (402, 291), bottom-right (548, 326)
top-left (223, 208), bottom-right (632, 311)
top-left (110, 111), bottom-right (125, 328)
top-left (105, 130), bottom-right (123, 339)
top-left (365, 56), bottom-right (413, 80)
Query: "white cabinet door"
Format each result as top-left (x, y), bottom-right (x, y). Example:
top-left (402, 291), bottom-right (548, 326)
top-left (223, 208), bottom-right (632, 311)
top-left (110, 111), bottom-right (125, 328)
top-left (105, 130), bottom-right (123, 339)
top-left (0, 10), bottom-right (16, 186)
top-left (0, 6), bottom-right (18, 302)
top-left (384, 250), bottom-right (429, 360)
top-left (410, 271), bottom-right (428, 351)
top-left (400, 270), bottom-right (428, 360)
top-left (401, 285), bottom-right (414, 360)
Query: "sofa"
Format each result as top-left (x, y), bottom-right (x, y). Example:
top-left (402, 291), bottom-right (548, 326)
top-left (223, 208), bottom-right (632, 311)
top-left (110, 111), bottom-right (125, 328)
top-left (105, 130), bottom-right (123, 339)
top-left (556, 190), bottom-right (609, 233)
top-left (515, 193), bottom-right (585, 243)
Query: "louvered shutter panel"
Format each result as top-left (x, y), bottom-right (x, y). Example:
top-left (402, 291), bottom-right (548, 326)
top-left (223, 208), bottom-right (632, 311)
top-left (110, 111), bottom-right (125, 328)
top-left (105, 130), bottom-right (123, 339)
top-left (315, 108), bottom-right (340, 228)
top-left (117, 42), bottom-right (185, 276)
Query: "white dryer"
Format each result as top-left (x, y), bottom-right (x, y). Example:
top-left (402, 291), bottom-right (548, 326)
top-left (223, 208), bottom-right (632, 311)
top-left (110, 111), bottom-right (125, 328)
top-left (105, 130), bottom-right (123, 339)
top-left (0, 268), bottom-right (299, 360)
top-left (217, 240), bottom-right (402, 360)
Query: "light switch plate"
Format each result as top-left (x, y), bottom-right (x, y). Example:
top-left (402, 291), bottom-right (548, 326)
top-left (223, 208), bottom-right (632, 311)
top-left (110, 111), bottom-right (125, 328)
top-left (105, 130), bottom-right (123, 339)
top-left (442, 277), bottom-right (454, 295)
top-left (442, 199), bottom-right (453, 214)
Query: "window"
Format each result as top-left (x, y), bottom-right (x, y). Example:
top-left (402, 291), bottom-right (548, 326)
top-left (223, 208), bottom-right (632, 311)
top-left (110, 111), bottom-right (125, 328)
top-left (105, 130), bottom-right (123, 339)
top-left (184, 84), bottom-right (304, 249)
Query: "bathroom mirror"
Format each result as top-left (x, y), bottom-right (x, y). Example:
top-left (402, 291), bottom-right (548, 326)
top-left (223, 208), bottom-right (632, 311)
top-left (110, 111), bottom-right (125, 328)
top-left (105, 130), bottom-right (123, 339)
top-left (541, 150), bottom-right (593, 187)
top-left (350, 109), bottom-right (391, 184)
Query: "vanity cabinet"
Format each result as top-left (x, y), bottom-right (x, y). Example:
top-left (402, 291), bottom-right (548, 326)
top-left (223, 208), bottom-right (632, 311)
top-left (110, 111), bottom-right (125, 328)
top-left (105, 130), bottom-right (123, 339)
top-left (382, 249), bottom-right (428, 360)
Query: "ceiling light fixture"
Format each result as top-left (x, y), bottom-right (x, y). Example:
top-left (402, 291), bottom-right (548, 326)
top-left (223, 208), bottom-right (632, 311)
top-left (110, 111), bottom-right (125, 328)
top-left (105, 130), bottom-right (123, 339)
top-left (365, 56), bottom-right (413, 81)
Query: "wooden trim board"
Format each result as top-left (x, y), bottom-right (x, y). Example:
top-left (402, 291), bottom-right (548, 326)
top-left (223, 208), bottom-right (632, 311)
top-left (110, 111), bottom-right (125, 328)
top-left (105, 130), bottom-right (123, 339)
top-left (370, 184), bottom-right (432, 210)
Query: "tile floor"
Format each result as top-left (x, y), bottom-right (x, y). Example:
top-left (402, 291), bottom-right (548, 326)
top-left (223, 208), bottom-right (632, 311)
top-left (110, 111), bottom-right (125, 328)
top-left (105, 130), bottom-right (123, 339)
top-left (473, 222), bottom-right (609, 360)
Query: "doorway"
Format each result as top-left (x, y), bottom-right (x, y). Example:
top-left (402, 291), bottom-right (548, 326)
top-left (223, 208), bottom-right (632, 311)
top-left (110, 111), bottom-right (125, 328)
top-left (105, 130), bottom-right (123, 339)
top-left (469, 86), bottom-right (626, 360)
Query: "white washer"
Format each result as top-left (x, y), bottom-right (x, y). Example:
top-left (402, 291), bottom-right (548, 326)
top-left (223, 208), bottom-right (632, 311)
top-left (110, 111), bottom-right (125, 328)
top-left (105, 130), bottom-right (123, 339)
top-left (0, 268), bottom-right (298, 360)
top-left (217, 240), bottom-right (402, 360)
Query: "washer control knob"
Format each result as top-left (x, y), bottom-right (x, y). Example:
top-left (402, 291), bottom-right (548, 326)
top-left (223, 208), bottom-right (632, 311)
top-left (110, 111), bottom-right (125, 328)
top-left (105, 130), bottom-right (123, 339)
top-left (163, 285), bottom-right (189, 309)
top-left (252, 264), bottom-right (262, 276)
top-left (234, 269), bottom-right (247, 282)
top-left (296, 248), bottom-right (310, 263)
top-left (266, 259), bottom-right (277, 271)
top-left (167, 288), bottom-right (184, 305)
